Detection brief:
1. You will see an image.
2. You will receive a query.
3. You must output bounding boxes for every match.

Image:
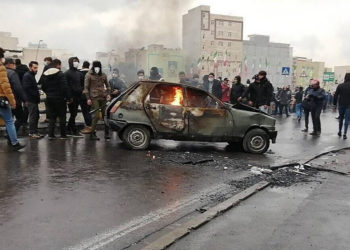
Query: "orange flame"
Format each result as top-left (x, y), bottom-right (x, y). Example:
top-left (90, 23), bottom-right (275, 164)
top-left (170, 88), bottom-right (183, 106)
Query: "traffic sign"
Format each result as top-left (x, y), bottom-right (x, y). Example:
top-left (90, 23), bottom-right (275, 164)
top-left (282, 67), bottom-right (290, 75)
top-left (323, 72), bottom-right (335, 83)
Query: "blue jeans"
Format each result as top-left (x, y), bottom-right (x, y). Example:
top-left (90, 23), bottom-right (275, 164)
top-left (338, 105), bottom-right (350, 135)
top-left (0, 106), bottom-right (19, 145)
top-left (295, 103), bottom-right (303, 118)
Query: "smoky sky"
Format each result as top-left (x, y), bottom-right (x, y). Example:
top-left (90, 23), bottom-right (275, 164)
top-left (1, 0), bottom-right (349, 66)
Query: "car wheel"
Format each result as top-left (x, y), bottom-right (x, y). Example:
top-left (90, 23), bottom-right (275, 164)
top-left (122, 125), bottom-right (151, 150)
top-left (243, 128), bottom-right (270, 154)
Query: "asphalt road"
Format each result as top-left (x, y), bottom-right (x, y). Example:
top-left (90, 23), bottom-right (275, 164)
top-left (0, 110), bottom-right (348, 250)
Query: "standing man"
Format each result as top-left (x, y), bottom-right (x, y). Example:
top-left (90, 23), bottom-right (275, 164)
top-left (38, 57), bottom-right (53, 123)
top-left (137, 69), bottom-right (145, 80)
top-left (23, 61), bottom-right (42, 139)
top-left (64, 57), bottom-right (83, 137)
top-left (84, 61), bottom-right (111, 140)
top-left (149, 67), bottom-right (161, 81)
top-left (306, 79), bottom-right (325, 136)
top-left (0, 48), bottom-right (25, 150)
top-left (109, 68), bottom-right (127, 99)
top-left (277, 86), bottom-right (291, 117)
top-left (239, 71), bottom-right (273, 113)
top-left (41, 59), bottom-right (70, 139)
top-left (4, 58), bottom-right (28, 133)
top-left (15, 59), bottom-right (29, 83)
top-left (301, 81), bottom-right (313, 132)
top-left (333, 73), bottom-right (350, 139)
top-left (230, 75), bottom-right (245, 105)
top-left (79, 61), bottom-right (92, 134)
top-left (179, 71), bottom-right (189, 84)
top-left (294, 86), bottom-right (304, 122)
top-left (203, 73), bottom-right (222, 100)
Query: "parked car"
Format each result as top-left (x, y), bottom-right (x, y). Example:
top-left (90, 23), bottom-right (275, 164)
top-left (105, 81), bottom-right (277, 154)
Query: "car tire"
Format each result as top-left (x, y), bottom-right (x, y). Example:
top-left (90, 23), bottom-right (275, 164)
top-left (122, 125), bottom-right (151, 150)
top-left (243, 128), bottom-right (270, 154)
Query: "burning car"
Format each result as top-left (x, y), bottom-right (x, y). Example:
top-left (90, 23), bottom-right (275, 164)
top-left (105, 81), bottom-right (277, 154)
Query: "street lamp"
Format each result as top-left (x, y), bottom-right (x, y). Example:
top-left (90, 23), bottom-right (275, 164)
top-left (35, 40), bottom-right (43, 61)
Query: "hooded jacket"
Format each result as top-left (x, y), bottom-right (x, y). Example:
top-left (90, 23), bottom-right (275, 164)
top-left (6, 68), bottom-right (27, 103)
top-left (242, 77), bottom-right (274, 107)
top-left (334, 73), bottom-right (350, 107)
top-left (64, 57), bottom-right (83, 97)
top-left (23, 70), bottom-right (40, 104)
top-left (203, 79), bottom-right (222, 100)
top-left (109, 76), bottom-right (127, 97)
top-left (41, 68), bottom-right (69, 100)
top-left (230, 77), bottom-right (245, 104)
top-left (15, 64), bottom-right (29, 83)
top-left (0, 63), bottom-right (16, 107)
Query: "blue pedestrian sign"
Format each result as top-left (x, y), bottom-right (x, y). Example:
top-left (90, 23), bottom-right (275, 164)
top-left (282, 67), bottom-right (290, 75)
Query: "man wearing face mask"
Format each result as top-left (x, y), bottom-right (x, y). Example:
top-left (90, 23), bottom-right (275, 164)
top-left (79, 61), bottom-right (92, 134)
top-left (109, 68), bottom-right (127, 99)
top-left (84, 61), bottom-right (111, 140)
top-left (203, 72), bottom-right (222, 100)
top-left (230, 75), bottom-right (245, 105)
top-left (23, 61), bottom-right (42, 139)
top-left (137, 69), bottom-right (145, 80)
top-left (64, 57), bottom-right (83, 137)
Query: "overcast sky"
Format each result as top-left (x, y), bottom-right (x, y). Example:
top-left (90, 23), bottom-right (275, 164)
top-left (1, 0), bottom-right (349, 67)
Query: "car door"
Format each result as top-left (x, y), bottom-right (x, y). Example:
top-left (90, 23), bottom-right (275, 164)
top-left (144, 83), bottom-right (187, 136)
top-left (185, 87), bottom-right (230, 139)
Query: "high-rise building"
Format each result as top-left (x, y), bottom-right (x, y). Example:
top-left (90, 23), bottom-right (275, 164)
top-left (182, 5), bottom-right (243, 80)
top-left (292, 57), bottom-right (325, 88)
top-left (243, 35), bottom-right (293, 88)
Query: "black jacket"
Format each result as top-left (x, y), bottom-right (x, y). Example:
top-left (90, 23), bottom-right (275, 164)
top-left (15, 64), bottom-right (29, 83)
top-left (6, 68), bottom-right (27, 103)
top-left (308, 87), bottom-right (326, 106)
top-left (334, 76), bottom-right (350, 107)
top-left (242, 78), bottom-right (273, 107)
top-left (41, 68), bottom-right (69, 100)
top-left (294, 91), bottom-right (304, 104)
top-left (23, 71), bottom-right (40, 104)
top-left (203, 79), bottom-right (222, 100)
top-left (109, 77), bottom-right (127, 97)
top-left (230, 83), bottom-right (245, 104)
top-left (64, 57), bottom-right (83, 97)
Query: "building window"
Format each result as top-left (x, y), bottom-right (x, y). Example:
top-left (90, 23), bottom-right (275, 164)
top-left (203, 34), bottom-right (205, 39)
top-left (211, 20), bottom-right (214, 25)
top-left (211, 41), bottom-right (214, 46)
top-left (228, 42), bottom-right (231, 47)
top-left (218, 41), bottom-right (223, 46)
top-left (202, 45), bottom-right (205, 49)
top-left (218, 52), bottom-right (223, 56)
top-left (218, 31), bottom-right (223, 36)
top-left (228, 32), bottom-right (232, 37)
top-left (228, 22), bottom-right (232, 26)
top-left (211, 31), bottom-right (214, 35)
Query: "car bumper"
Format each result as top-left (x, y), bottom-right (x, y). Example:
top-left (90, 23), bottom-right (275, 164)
top-left (108, 119), bottom-right (128, 132)
top-left (268, 130), bottom-right (278, 143)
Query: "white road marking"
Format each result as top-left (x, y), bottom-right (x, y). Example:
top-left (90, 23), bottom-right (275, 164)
top-left (65, 183), bottom-right (231, 250)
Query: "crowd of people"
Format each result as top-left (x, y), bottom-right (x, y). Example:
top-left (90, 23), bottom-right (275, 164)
top-left (1, 46), bottom-right (350, 151)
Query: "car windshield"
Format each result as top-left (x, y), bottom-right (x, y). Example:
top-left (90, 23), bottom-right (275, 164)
top-left (186, 88), bottom-right (218, 108)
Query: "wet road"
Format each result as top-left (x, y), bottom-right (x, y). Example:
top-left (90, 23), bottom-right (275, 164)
top-left (0, 110), bottom-right (348, 249)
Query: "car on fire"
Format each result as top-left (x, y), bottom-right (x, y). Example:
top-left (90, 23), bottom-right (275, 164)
top-left (105, 81), bottom-right (277, 154)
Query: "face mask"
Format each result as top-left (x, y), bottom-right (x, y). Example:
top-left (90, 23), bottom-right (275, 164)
top-left (43, 61), bottom-right (48, 66)
top-left (138, 75), bottom-right (144, 80)
top-left (73, 61), bottom-right (79, 68)
top-left (1, 58), bottom-right (5, 63)
top-left (112, 73), bottom-right (117, 78)
top-left (209, 77), bottom-right (214, 82)
top-left (94, 67), bottom-right (100, 74)
top-left (233, 79), bottom-right (238, 84)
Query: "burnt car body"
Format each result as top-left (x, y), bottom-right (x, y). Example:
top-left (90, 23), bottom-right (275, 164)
top-left (105, 81), bottom-right (277, 154)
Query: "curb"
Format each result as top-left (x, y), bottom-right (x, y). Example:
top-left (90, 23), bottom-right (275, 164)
top-left (142, 181), bottom-right (270, 250)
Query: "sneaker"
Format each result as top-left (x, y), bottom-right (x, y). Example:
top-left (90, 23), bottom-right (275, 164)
top-left (310, 131), bottom-right (320, 136)
top-left (297, 117), bottom-right (301, 122)
top-left (105, 135), bottom-right (111, 141)
top-left (11, 143), bottom-right (25, 151)
top-left (301, 128), bottom-right (308, 132)
top-left (48, 135), bottom-right (57, 140)
top-left (338, 132), bottom-right (342, 137)
top-left (81, 126), bottom-right (92, 134)
top-left (344, 134), bottom-right (347, 140)
top-left (59, 135), bottom-right (68, 140)
top-left (72, 132), bottom-right (84, 138)
top-left (29, 133), bottom-right (43, 139)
